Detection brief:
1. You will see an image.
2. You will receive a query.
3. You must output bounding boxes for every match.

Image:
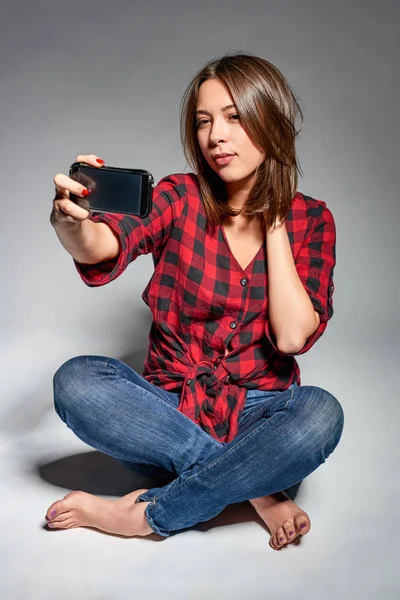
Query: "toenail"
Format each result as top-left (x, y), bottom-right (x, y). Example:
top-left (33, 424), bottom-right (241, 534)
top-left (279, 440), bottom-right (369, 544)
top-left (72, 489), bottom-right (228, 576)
top-left (48, 523), bottom-right (55, 527)
top-left (50, 511), bottom-right (56, 518)
top-left (289, 531), bottom-right (294, 535)
top-left (300, 523), bottom-right (306, 529)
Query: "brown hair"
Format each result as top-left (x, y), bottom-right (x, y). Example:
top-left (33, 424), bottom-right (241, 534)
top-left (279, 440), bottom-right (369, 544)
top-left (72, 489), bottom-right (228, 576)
top-left (179, 51), bottom-right (304, 229)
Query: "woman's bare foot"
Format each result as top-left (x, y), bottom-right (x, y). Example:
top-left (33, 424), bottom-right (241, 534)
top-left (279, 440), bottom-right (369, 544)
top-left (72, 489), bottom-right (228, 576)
top-left (45, 488), bottom-right (156, 537)
top-left (249, 491), bottom-right (311, 550)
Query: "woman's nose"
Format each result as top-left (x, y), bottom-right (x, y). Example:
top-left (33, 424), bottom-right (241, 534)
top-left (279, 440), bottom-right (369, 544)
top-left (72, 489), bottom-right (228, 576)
top-left (212, 136), bottom-right (226, 145)
top-left (210, 123), bottom-right (228, 145)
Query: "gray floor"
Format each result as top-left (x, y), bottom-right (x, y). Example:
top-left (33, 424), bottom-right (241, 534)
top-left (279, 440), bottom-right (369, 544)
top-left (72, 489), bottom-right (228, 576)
top-left (1, 324), bottom-right (398, 599)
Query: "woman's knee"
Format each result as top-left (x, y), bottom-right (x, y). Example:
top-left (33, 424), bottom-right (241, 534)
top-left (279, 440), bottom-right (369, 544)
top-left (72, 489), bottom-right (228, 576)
top-left (53, 355), bottom-right (109, 419)
top-left (296, 385), bottom-right (344, 449)
top-left (321, 388), bottom-right (344, 438)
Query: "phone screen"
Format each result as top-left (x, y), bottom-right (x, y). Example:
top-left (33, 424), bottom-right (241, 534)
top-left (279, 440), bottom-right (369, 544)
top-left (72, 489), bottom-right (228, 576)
top-left (69, 164), bottom-right (153, 217)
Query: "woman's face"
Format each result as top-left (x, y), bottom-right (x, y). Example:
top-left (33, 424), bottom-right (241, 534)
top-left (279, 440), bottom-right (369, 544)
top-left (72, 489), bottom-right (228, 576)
top-left (195, 78), bottom-right (265, 192)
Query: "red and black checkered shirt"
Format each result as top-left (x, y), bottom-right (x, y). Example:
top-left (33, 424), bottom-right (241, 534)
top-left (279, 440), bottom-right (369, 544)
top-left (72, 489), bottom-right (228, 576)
top-left (74, 172), bottom-right (336, 443)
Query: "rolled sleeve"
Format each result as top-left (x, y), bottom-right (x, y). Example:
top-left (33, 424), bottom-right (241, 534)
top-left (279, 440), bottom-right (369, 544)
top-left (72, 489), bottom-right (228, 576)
top-left (265, 203), bottom-right (336, 356)
top-left (264, 319), bottom-right (330, 356)
top-left (289, 314), bottom-right (330, 356)
top-left (290, 205), bottom-right (336, 355)
top-left (73, 173), bottom-right (185, 287)
top-left (73, 212), bottom-right (132, 287)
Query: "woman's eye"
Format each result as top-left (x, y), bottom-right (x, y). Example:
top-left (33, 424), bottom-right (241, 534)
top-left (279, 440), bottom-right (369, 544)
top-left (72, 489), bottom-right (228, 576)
top-left (196, 114), bottom-right (240, 128)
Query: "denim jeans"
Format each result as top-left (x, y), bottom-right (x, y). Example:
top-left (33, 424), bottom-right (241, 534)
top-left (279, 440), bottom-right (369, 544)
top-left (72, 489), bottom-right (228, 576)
top-left (53, 355), bottom-right (344, 538)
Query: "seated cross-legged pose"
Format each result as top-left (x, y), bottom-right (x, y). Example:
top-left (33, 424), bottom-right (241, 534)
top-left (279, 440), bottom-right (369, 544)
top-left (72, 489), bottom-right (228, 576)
top-left (46, 52), bottom-right (344, 551)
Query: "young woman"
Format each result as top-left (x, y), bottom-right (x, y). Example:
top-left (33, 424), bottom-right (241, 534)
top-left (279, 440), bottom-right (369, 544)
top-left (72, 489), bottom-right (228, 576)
top-left (46, 52), bottom-right (344, 551)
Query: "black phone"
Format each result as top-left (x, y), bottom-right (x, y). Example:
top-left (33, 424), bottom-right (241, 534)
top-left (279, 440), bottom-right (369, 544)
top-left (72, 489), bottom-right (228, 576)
top-left (69, 162), bottom-right (154, 218)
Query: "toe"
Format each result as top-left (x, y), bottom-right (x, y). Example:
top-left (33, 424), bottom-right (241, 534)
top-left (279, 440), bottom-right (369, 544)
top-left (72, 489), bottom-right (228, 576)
top-left (46, 491), bottom-right (87, 520)
top-left (48, 519), bottom-right (76, 530)
top-left (46, 511), bottom-right (73, 525)
top-left (46, 500), bottom-right (68, 521)
top-left (269, 532), bottom-right (277, 548)
top-left (295, 514), bottom-right (311, 535)
top-left (276, 527), bottom-right (287, 547)
top-left (283, 520), bottom-right (296, 542)
top-left (269, 534), bottom-right (278, 550)
top-left (270, 532), bottom-right (284, 550)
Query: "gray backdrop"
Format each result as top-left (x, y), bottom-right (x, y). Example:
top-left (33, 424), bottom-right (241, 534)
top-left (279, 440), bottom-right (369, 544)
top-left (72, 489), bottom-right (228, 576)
top-left (1, 1), bottom-right (398, 599)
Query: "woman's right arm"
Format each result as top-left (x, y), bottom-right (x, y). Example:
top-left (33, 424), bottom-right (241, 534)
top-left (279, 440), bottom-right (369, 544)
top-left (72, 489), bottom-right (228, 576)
top-left (50, 153), bottom-right (186, 286)
top-left (52, 219), bottom-right (120, 265)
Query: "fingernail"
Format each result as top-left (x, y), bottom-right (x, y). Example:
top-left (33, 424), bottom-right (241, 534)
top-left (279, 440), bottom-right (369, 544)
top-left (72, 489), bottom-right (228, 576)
top-left (50, 510), bottom-right (56, 518)
top-left (82, 189), bottom-right (90, 197)
top-left (96, 158), bottom-right (105, 165)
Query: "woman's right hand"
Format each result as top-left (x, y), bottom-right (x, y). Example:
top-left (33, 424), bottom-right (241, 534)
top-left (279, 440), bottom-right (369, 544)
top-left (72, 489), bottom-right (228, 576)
top-left (50, 154), bottom-right (105, 231)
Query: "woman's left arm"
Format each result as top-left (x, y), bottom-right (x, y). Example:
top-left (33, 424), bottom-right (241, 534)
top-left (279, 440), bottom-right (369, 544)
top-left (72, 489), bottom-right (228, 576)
top-left (267, 222), bottom-right (319, 353)
top-left (266, 208), bottom-right (336, 355)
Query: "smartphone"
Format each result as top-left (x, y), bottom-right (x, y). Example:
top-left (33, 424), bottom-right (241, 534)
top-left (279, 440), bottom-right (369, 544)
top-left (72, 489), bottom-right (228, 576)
top-left (69, 162), bottom-right (154, 218)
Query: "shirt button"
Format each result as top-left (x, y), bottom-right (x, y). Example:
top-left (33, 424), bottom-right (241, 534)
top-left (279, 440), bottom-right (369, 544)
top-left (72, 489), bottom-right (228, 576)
top-left (186, 379), bottom-right (192, 385)
top-left (214, 365), bottom-right (217, 370)
top-left (240, 278), bottom-right (248, 286)
top-left (230, 321), bottom-right (237, 329)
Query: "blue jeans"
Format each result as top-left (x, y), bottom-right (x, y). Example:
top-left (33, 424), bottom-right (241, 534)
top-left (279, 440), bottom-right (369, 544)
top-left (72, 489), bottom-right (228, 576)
top-left (53, 355), bottom-right (344, 538)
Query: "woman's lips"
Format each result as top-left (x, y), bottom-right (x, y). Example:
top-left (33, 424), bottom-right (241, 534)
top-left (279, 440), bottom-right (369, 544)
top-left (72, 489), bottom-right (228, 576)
top-left (214, 155), bottom-right (235, 165)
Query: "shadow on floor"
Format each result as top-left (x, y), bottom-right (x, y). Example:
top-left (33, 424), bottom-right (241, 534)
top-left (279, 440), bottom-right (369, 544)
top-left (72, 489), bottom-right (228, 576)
top-left (38, 450), bottom-right (303, 536)
top-left (38, 450), bottom-right (174, 496)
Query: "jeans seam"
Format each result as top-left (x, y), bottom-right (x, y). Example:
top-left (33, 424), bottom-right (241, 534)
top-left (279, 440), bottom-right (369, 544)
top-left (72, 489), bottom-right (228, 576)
top-left (152, 386), bottom-right (295, 505)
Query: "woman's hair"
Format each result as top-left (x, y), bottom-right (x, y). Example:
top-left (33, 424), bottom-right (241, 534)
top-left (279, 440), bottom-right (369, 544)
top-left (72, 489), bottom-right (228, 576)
top-left (179, 51), bottom-right (304, 229)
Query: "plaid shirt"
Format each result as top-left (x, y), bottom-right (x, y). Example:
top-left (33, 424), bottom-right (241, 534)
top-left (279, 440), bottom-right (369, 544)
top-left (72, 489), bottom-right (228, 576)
top-left (74, 172), bottom-right (336, 443)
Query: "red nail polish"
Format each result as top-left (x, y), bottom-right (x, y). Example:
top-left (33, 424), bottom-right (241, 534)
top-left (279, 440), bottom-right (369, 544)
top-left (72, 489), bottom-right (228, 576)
top-left (96, 158), bottom-right (105, 165)
top-left (82, 190), bottom-right (90, 197)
